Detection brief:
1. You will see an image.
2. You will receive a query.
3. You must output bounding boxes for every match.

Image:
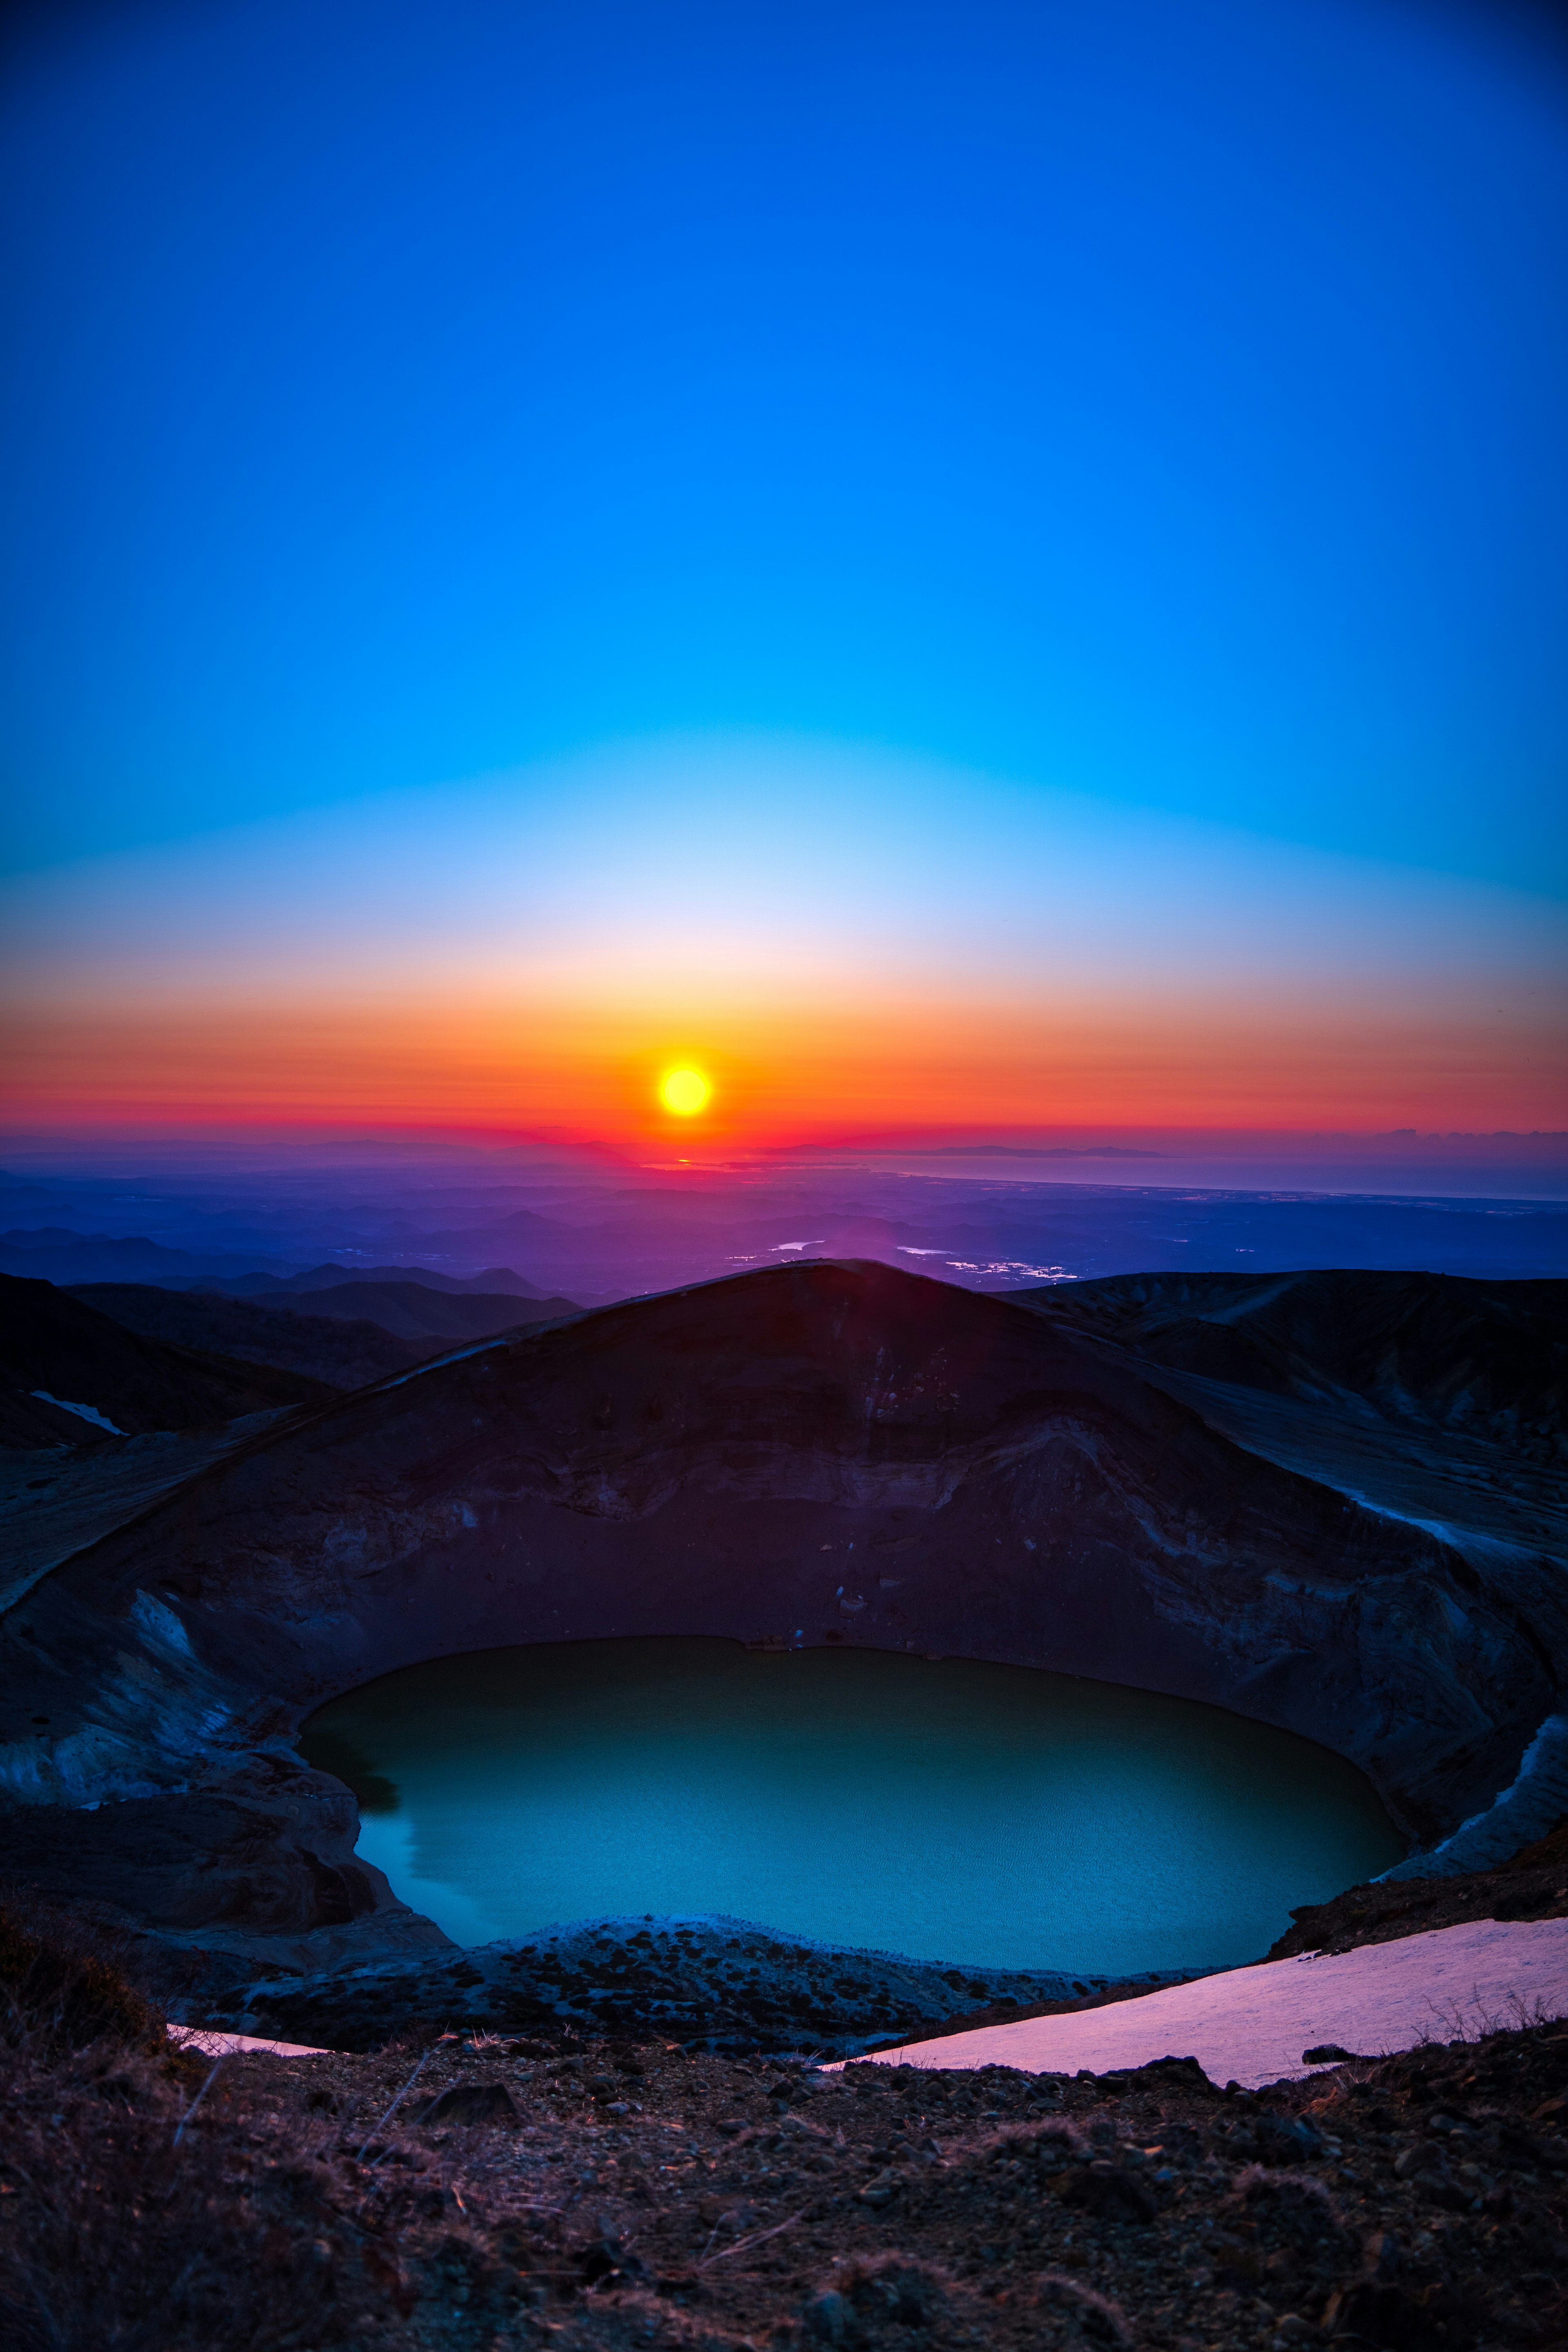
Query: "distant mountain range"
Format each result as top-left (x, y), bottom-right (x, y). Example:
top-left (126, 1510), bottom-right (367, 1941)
top-left (210, 1261), bottom-right (558, 1300)
top-left (0, 1253), bottom-right (584, 1442)
top-left (0, 1227), bottom-right (303, 1287)
top-left (59, 1284), bottom-right (429, 1393)
top-left (0, 1227), bottom-right (564, 1299)
top-left (0, 1272), bottom-right (332, 1447)
top-left (67, 1279), bottom-right (581, 1380)
top-left (4, 1167), bottom-right (1566, 1312)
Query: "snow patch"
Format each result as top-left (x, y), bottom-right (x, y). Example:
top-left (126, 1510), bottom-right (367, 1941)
top-left (1380, 1712), bottom-right (1568, 1882)
top-left (31, 1391), bottom-right (122, 1434)
top-left (169, 2024), bottom-right (331, 2058)
top-left (831, 1919), bottom-right (1568, 2090)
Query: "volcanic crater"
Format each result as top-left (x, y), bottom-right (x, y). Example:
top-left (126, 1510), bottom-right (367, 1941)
top-left (0, 1255), bottom-right (1564, 2042)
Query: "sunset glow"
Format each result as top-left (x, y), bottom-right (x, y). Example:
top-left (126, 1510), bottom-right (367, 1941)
top-left (2, 1), bottom-right (1564, 1159)
top-left (2, 738), bottom-right (1561, 1148)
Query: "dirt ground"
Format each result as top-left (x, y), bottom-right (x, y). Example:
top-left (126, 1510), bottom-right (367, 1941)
top-left (5, 1971), bottom-right (1568, 2352)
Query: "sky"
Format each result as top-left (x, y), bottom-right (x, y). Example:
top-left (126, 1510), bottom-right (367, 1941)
top-left (2, 0), bottom-right (1565, 1150)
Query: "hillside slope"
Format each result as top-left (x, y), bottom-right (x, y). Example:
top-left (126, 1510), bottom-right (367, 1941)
top-left (237, 1278), bottom-right (581, 1343)
top-left (1016, 1267), bottom-right (1565, 1444)
top-left (70, 1278), bottom-right (581, 1385)
top-left (0, 1271), bottom-right (334, 1441)
top-left (67, 1283), bottom-right (426, 1390)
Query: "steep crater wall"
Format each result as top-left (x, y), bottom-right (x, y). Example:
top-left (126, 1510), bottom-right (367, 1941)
top-left (2, 1260), bottom-right (1564, 1973)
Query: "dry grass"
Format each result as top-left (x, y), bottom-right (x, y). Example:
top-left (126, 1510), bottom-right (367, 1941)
top-left (0, 2047), bottom-right (380, 2351)
top-left (0, 1903), bottom-right (385, 2351)
top-left (3, 1900), bottom-right (1567, 2351)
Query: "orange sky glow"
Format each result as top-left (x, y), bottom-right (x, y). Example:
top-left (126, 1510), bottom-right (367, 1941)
top-left (3, 744), bottom-right (1562, 1151)
top-left (5, 988), bottom-right (1561, 1147)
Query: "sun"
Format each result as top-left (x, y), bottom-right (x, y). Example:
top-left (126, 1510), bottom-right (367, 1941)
top-left (659, 1065), bottom-right (712, 1118)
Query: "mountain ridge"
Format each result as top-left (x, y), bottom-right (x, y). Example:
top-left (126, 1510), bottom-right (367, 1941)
top-left (69, 1278), bottom-right (581, 1361)
top-left (0, 1271), bottom-right (334, 1447)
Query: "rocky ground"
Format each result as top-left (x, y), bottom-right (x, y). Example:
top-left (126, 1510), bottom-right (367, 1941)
top-left (1268, 1823), bottom-right (1568, 1962)
top-left (221, 1913), bottom-right (1198, 2061)
top-left (4, 1901), bottom-right (1567, 2352)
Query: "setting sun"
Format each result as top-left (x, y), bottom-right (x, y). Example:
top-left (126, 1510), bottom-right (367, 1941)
top-left (659, 1065), bottom-right (712, 1117)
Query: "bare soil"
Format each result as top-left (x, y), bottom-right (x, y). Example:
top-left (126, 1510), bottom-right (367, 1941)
top-left (4, 1909), bottom-right (1567, 2352)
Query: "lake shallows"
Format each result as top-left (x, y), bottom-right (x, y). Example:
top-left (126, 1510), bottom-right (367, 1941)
top-left (301, 1638), bottom-right (1404, 1975)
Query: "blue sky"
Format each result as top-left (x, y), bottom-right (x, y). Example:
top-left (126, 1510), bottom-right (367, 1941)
top-left (3, 0), bottom-right (1566, 890)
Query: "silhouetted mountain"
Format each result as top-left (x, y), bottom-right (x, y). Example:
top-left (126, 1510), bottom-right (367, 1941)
top-left (66, 1284), bottom-right (428, 1392)
top-left (4, 1260), bottom-right (1564, 1979)
top-left (214, 1262), bottom-right (558, 1300)
top-left (72, 1281), bottom-right (579, 1370)
top-left (241, 1280), bottom-right (579, 1342)
top-left (0, 1229), bottom-right (300, 1287)
top-left (1014, 1268), bottom-right (1566, 1448)
top-left (0, 1272), bottom-right (333, 1443)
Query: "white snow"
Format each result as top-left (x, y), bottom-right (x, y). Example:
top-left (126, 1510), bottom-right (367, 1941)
top-left (833, 1919), bottom-right (1568, 2090)
top-left (31, 1390), bottom-right (122, 1434)
top-left (169, 2025), bottom-right (331, 2058)
top-left (1380, 1713), bottom-right (1568, 1883)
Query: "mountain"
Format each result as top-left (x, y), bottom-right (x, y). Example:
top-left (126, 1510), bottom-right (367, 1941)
top-left (213, 1262), bottom-right (559, 1300)
top-left (1014, 1267), bottom-right (1565, 1443)
top-left (0, 1271), bottom-right (333, 1446)
top-left (71, 1279), bottom-right (580, 1363)
top-left (1003, 1269), bottom-right (1567, 1577)
top-left (237, 1280), bottom-right (580, 1343)
top-left (0, 1228), bottom-right (301, 1287)
top-left (65, 1284), bottom-right (429, 1392)
top-left (2, 1258), bottom-right (1564, 1983)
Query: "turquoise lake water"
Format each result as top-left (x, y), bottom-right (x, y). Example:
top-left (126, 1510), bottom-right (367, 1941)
top-left (300, 1638), bottom-right (1405, 1976)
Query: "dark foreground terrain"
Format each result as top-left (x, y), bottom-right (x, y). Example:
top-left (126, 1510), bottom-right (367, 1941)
top-left (4, 1901), bottom-right (1566, 2352)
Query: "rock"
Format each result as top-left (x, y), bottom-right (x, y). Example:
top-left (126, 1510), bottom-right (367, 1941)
top-left (1101, 2053), bottom-right (1216, 2091)
top-left (803, 2258), bottom-right (955, 2346)
top-left (777, 2111), bottom-right (830, 2139)
top-left (410, 2082), bottom-right (519, 2127)
top-left (1034, 2272), bottom-right (1132, 2342)
top-left (802, 2288), bottom-right (851, 2343)
top-left (1321, 2280), bottom-right (1437, 2348)
top-left (576, 2234), bottom-right (650, 2288)
top-left (1058, 2160), bottom-right (1159, 2223)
